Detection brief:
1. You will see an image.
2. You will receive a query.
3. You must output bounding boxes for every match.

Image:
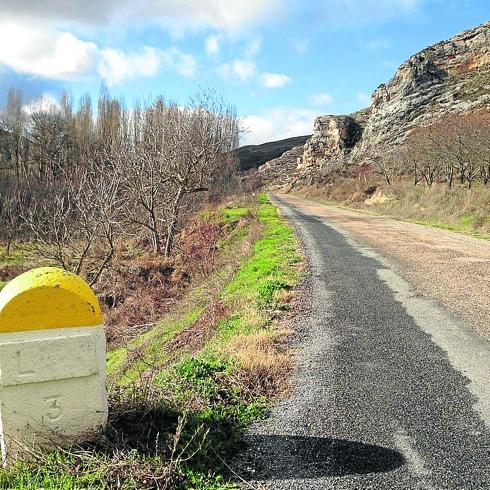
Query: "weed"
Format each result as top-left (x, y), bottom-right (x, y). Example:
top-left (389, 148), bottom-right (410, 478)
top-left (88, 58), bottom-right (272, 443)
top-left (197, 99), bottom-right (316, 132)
top-left (257, 279), bottom-right (289, 309)
top-left (256, 194), bottom-right (269, 204)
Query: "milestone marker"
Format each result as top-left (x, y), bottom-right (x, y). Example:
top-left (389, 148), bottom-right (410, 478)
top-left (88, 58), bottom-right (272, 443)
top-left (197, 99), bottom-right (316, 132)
top-left (0, 267), bottom-right (108, 463)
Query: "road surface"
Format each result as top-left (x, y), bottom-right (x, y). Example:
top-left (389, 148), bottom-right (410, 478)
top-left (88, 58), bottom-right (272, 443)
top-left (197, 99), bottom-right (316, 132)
top-left (236, 194), bottom-right (490, 489)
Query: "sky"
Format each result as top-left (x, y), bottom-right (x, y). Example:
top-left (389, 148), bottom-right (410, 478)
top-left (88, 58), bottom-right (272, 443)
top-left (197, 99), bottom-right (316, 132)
top-left (0, 0), bottom-right (488, 145)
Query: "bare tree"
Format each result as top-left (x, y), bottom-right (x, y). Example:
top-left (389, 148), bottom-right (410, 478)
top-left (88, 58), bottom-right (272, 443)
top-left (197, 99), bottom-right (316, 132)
top-left (465, 111), bottom-right (490, 186)
top-left (115, 103), bottom-right (172, 254)
top-left (112, 92), bottom-right (240, 256)
top-left (2, 85), bottom-right (240, 281)
top-left (402, 127), bottom-right (442, 186)
top-left (369, 151), bottom-right (399, 185)
top-left (0, 185), bottom-right (25, 255)
top-left (162, 92), bottom-right (240, 255)
top-left (0, 89), bottom-right (27, 183)
top-left (22, 163), bottom-right (126, 285)
top-left (399, 145), bottom-right (424, 185)
top-left (29, 104), bottom-right (78, 183)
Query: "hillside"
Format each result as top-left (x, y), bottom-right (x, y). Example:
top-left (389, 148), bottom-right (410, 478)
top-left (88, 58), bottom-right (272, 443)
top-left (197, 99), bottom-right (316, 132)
top-left (257, 20), bottom-right (490, 187)
top-left (235, 135), bottom-right (310, 171)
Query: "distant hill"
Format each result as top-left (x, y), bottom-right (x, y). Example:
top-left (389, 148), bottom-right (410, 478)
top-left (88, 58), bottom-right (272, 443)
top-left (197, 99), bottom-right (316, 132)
top-left (235, 135), bottom-right (311, 172)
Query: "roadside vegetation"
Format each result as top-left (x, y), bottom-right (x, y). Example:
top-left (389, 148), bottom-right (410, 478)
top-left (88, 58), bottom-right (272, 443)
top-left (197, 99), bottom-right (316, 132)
top-left (0, 195), bottom-right (303, 489)
top-left (0, 85), bottom-right (242, 344)
top-left (0, 84), bottom-right (303, 488)
top-left (298, 111), bottom-right (490, 238)
top-left (0, 86), bottom-right (239, 288)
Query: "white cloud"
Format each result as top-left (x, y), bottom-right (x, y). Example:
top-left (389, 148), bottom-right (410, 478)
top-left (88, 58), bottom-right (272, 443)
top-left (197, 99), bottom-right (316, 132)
top-left (316, 0), bottom-right (422, 25)
top-left (205, 35), bottom-right (220, 56)
top-left (98, 46), bottom-right (161, 85)
top-left (0, 0), bottom-right (284, 32)
top-left (217, 34), bottom-right (279, 86)
top-left (0, 20), bottom-right (96, 79)
top-left (161, 47), bottom-right (197, 78)
top-left (357, 92), bottom-right (372, 105)
top-left (0, 19), bottom-right (196, 84)
top-left (219, 61), bottom-right (291, 89)
top-left (98, 46), bottom-right (196, 85)
top-left (311, 92), bottom-right (333, 107)
top-left (261, 72), bottom-right (291, 88)
top-left (243, 36), bottom-right (263, 58)
top-left (0, 1), bottom-right (113, 24)
top-left (234, 60), bottom-right (257, 80)
top-left (241, 107), bottom-right (320, 145)
top-left (220, 59), bottom-right (258, 81)
top-left (23, 94), bottom-right (59, 115)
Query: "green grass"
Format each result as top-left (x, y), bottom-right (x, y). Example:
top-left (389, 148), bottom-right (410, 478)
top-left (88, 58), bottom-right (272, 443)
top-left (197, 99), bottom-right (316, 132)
top-left (109, 304), bottom-right (206, 384)
top-left (221, 207), bottom-right (253, 223)
top-left (226, 204), bottom-right (298, 297)
top-left (0, 194), bottom-right (302, 490)
top-left (108, 193), bottom-right (300, 382)
top-left (125, 193), bottom-right (300, 487)
top-left (0, 245), bottom-right (26, 266)
top-left (154, 195), bottom-right (300, 485)
top-left (408, 215), bottom-right (490, 240)
top-left (0, 454), bottom-right (106, 489)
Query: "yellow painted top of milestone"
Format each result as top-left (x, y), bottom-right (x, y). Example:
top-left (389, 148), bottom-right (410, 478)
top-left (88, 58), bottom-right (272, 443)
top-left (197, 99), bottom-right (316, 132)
top-left (0, 267), bottom-right (102, 333)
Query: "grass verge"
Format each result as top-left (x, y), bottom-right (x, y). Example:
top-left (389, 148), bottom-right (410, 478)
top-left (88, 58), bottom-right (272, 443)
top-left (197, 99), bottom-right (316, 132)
top-left (0, 195), bottom-right (302, 490)
top-left (298, 179), bottom-right (490, 240)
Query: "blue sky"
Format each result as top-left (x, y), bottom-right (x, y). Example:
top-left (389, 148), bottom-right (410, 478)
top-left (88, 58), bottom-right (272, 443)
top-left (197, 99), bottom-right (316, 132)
top-left (0, 0), bottom-right (488, 144)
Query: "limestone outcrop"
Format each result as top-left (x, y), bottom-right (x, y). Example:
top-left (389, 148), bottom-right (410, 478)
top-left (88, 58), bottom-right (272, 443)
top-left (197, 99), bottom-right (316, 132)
top-left (353, 19), bottom-right (490, 158)
top-left (300, 115), bottom-right (363, 170)
top-left (251, 20), bottom-right (490, 187)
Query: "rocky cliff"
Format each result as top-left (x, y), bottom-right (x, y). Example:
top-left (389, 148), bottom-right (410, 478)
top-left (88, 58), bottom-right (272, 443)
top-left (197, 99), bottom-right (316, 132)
top-left (259, 20), bottom-right (490, 187)
top-left (354, 19), bottom-right (490, 158)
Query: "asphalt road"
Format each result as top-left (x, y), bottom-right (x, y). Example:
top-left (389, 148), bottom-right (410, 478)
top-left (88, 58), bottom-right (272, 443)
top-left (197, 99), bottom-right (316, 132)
top-left (236, 195), bottom-right (490, 489)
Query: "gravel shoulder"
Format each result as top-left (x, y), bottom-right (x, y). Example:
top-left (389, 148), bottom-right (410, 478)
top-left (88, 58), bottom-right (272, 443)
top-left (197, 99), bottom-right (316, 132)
top-left (234, 193), bottom-right (490, 489)
top-left (279, 194), bottom-right (490, 341)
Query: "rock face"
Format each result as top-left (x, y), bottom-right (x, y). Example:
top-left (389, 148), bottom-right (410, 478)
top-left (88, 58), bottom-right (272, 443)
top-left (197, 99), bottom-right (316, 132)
top-left (252, 20), bottom-right (490, 186)
top-left (300, 115), bottom-right (364, 170)
top-left (353, 19), bottom-right (490, 158)
top-left (257, 145), bottom-right (304, 189)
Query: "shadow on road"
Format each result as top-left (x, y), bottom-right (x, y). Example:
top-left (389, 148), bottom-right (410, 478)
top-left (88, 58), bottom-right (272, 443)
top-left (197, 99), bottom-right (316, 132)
top-left (242, 434), bottom-right (405, 479)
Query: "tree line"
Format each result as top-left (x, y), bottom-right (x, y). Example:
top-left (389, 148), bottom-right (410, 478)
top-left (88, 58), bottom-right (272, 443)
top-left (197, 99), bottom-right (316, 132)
top-left (0, 87), bottom-right (241, 285)
top-left (368, 111), bottom-right (490, 188)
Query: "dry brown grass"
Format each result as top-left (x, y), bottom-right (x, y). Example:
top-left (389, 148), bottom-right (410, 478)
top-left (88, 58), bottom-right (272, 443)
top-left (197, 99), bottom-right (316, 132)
top-left (222, 329), bottom-right (293, 399)
top-left (351, 181), bottom-right (490, 236)
top-left (101, 215), bottom-right (230, 347)
top-left (165, 300), bottom-right (229, 359)
top-left (296, 176), bottom-right (490, 236)
top-left (0, 263), bottom-right (26, 283)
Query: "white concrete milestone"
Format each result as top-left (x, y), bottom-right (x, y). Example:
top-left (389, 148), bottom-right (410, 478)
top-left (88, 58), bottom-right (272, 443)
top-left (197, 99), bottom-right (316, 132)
top-left (0, 267), bottom-right (108, 463)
